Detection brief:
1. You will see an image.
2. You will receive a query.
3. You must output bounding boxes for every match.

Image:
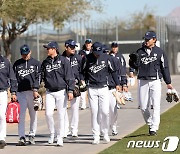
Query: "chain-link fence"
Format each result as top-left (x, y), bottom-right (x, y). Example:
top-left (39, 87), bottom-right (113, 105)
top-left (8, 17), bottom-right (180, 74)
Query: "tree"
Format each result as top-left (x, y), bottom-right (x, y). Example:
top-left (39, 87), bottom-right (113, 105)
top-left (0, 0), bottom-right (102, 59)
top-left (129, 6), bottom-right (156, 31)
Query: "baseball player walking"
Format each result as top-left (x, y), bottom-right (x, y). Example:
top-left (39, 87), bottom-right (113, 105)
top-left (81, 42), bottom-right (121, 144)
top-left (13, 44), bottom-right (41, 145)
top-left (78, 39), bottom-right (93, 110)
top-left (0, 54), bottom-right (17, 149)
top-left (62, 39), bottom-right (82, 138)
top-left (129, 31), bottom-right (173, 135)
top-left (42, 41), bottom-right (75, 147)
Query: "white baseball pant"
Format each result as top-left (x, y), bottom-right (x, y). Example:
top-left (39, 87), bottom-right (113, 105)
top-left (0, 91), bottom-right (8, 141)
top-left (80, 91), bottom-right (87, 109)
top-left (138, 79), bottom-right (162, 131)
top-left (17, 91), bottom-right (37, 137)
top-left (88, 87), bottom-right (110, 139)
top-left (65, 96), bottom-right (80, 136)
top-left (109, 88), bottom-right (118, 133)
top-left (45, 89), bottom-right (67, 139)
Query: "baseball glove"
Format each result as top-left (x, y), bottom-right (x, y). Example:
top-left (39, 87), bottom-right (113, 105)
top-left (129, 52), bottom-right (140, 70)
top-left (112, 91), bottom-right (125, 105)
top-left (34, 95), bottom-right (43, 111)
top-left (73, 85), bottom-right (81, 97)
top-left (79, 80), bottom-right (87, 92)
top-left (166, 89), bottom-right (179, 103)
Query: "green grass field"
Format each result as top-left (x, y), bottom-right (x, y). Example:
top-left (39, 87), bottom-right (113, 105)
top-left (100, 103), bottom-right (180, 154)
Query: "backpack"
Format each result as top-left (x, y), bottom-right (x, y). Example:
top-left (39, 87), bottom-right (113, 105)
top-left (6, 101), bottom-right (20, 123)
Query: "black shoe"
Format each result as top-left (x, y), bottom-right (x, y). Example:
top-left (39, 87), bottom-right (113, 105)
top-left (149, 131), bottom-right (157, 136)
top-left (112, 131), bottom-right (118, 136)
top-left (0, 140), bottom-right (6, 149)
top-left (17, 137), bottom-right (26, 146)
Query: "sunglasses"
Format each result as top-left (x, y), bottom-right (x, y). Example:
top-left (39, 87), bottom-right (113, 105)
top-left (68, 45), bottom-right (75, 50)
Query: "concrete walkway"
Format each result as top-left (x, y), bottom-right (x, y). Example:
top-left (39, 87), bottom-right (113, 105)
top-left (1, 75), bottom-right (179, 154)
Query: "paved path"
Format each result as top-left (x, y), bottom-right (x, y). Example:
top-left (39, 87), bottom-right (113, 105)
top-left (1, 75), bottom-right (180, 154)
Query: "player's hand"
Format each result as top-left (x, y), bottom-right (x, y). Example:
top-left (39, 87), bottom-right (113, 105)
top-left (123, 86), bottom-right (128, 92)
top-left (33, 91), bottom-right (40, 99)
top-left (116, 85), bottom-right (122, 92)
top-left (11, 94), bottom-right (17, 102)
top-left (68, 92), bottom-right (74, 101)
top-left (167, 84), bottom-right (173, 89)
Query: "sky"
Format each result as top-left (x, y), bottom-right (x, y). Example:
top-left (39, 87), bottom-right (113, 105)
top-left (90, 0), bottom-right (180, 21)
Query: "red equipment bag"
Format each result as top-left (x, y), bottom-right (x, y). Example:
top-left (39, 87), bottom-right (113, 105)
top-left (6, 101), bottom-right (20, 123)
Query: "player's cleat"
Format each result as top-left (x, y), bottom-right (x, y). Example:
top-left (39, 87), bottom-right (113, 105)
top-left (149, 131), bottom-right (157, 136)
top-left (17, 136), bottom-right (26, 146)
top-left (92, 137), bottom-right (100, 145)
top-left (56, 138), bottom-right (63, 147)
top-left (71, 133), bottom-right (78, 139)
top-left (103, 135), bottom-right (110, 144)
top-left (29, 135), bottom-right (35, 145)
top-left (171, 89), bottom-right (179, 102)
top-left (0, 140), bottom-right (6, 149)
top-left (166, 89), bottom-right (173, 103)
top-left (48, 135), bottom-right (54, 144)
top-left (112, 131), bottom-right (118, 136)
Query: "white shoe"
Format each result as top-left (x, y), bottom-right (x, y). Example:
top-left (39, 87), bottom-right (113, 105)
top-left (103, 135), bottom-right (110, 144)
top-left (48, 135), bottom-right (54, 144)
top-left (92, 137), bottom-right (100, 145)
top-left (57, 138), bottom-right (63, 147)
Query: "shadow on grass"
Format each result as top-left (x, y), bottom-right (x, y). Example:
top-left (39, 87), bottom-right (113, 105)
top-left (124, 133), bottom-right (148, 138)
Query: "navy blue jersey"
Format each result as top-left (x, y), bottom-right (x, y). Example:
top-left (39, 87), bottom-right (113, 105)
top-left (81, 53), bottom-right (120, 88)
top-left (110, 52), bottom-right (127, 86)
top-left (62, 51), bottom-right (82, 82)
top-left (107, 54), bottom-right (120, 88)
top-left (0, 56), bottom-right (17, 93)
top-left (135, 46), bottom-right (171, 84)
top-left (13, 57), bottom-right (41, 92)
top-left (41, 54), bottom-right (75, 92)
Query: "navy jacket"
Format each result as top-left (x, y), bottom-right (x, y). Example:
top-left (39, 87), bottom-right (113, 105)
top-left (135, 46), bottom-right (171, 84)
top-left (81, 53), bottom-right (120, 88)
top-left (107, 54), bottom-right (120, 88)
top-left (110, 52), bottom-right (127, 86)
top-left (0, 56), bottom-right (17, 93)
top-left (41, 54), bottom-right (75, 92)
top-left (13, 57), bottom-right (41, 92)
top-left (62, 51), bottom-right (82, 83)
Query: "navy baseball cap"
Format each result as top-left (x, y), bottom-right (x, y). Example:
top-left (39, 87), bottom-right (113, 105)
top-left (111, 42), bottom-right (118, 47)
top-left (92, 42), bottom-right (103, 55)
top-left (43, 41), bottom-right (59, 50)
top-left (85, 39), bottom-right (92, 44)
top-left (144, 31), bottom-right (156, 40)
top-left (65, 39), bottom-right (78, 48)
top-left (102, 44), bottom-right (110, 53)
top-left (20, 44), bottom-right (30, 55)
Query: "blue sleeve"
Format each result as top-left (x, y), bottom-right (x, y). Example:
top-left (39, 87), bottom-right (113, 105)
top-left (8, 60), bottom-right (17, 93)
top-left (160, 52), bottom-right (171, 84)
top-left (108, 57), bottom-right (120, 86)
top-left (64, 58), bottom-right (75, 92)
top-left (33, 61), bottom-right (41, 90)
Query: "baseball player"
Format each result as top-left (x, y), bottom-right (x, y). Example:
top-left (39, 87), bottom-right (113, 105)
top-left (62, 39), bottom-right (82, 138)
top-left (42, 41), bottom-right (75, 147)
top-left (78, 39), bottom-right (93, 110)
top-left (110, 42), bottom-right (128, 91)
top-left (13, 44), bottom-right (41, 145)
top-left (0, 54), bottom-right (17, 149)
top-left (81, 42), bottom-right (121, 144)
top-left (129, 31), bottom-right (173, 135)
